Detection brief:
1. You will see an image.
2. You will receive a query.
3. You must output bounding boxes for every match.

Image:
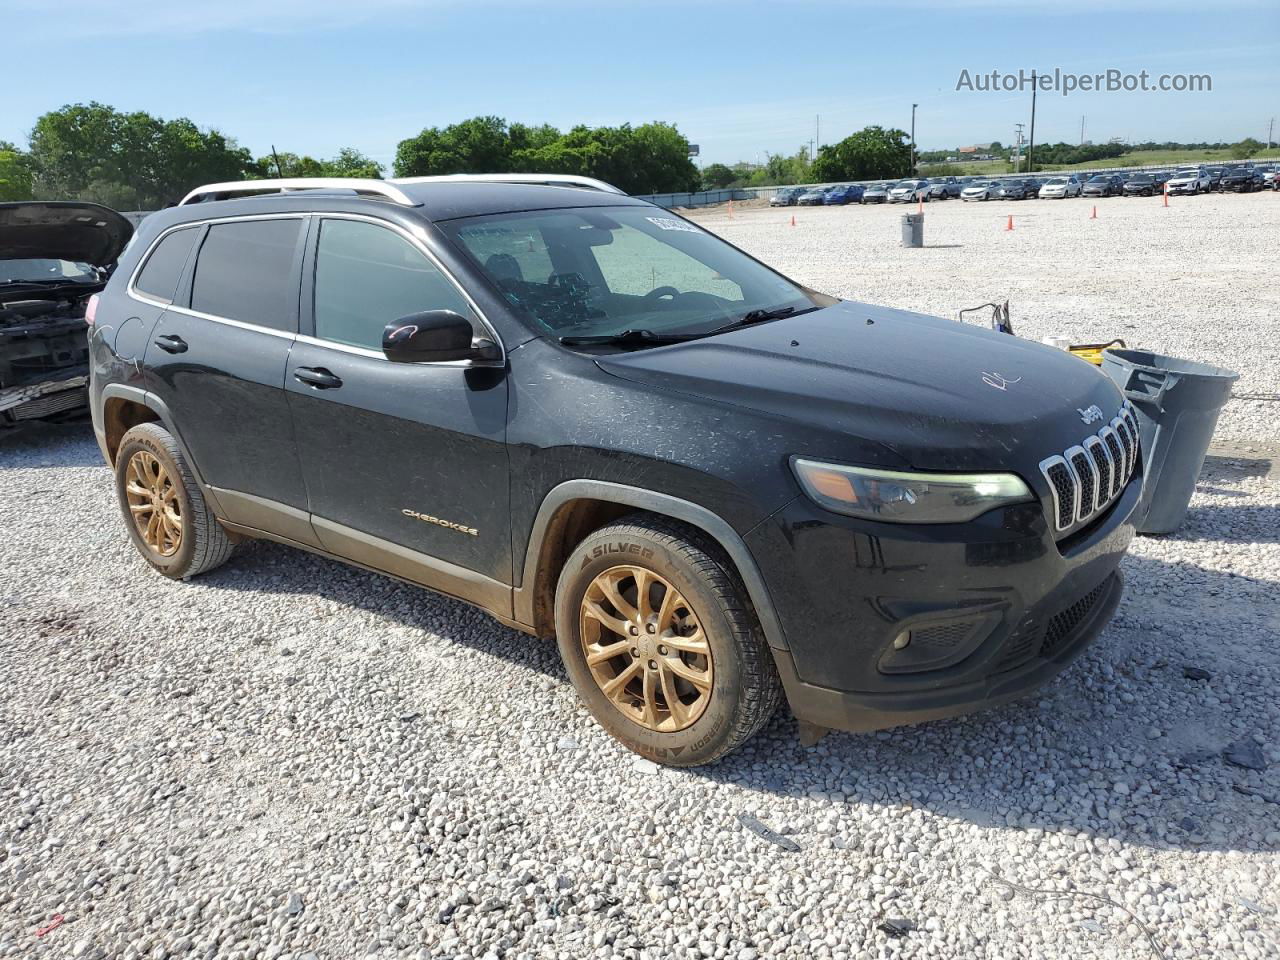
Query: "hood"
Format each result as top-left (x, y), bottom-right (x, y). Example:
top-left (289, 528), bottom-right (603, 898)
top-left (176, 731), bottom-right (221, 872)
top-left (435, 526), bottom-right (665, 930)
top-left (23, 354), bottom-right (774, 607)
top-left (593, 301), bottom-right (1123, 472)
top-left (0, 201), bottom-right (134, 269)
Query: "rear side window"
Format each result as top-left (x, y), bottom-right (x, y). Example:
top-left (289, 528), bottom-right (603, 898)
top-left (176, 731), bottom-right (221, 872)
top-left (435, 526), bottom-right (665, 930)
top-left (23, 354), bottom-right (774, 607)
top-left (313, 218), bottom-right (475, 351)
top-left (191, 219), bottom-right (303, 331)
top-left (134, 227), bottom-right (199, 302)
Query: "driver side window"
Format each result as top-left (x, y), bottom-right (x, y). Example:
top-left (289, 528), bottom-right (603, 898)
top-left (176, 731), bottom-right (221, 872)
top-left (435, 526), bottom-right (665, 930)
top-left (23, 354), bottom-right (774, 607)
top-left (589, 223), bottom-right (744, 301)
top-left (314, 218), bottom-right (476, 351)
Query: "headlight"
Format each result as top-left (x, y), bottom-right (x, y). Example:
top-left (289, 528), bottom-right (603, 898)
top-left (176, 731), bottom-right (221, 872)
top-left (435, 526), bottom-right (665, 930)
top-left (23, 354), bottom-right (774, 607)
top-left (791, 458), bottom-right (1034, 523)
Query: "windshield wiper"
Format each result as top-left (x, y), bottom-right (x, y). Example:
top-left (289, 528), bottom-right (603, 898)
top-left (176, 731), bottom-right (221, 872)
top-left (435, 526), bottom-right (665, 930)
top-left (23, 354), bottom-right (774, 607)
top-left (703, 304), bottom-right (817, 335)
top-left (558, 328), bottom-right (704, 348)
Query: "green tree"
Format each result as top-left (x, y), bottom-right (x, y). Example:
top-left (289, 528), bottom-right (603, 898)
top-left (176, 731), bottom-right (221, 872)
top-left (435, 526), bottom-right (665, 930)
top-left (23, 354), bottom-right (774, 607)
top-left (256, 147), bottom-right (381, 179)
top-left (395, 116), bottom-right (699, 194)
top-left (28, 102), bottom-right (253, 208)
top-left (701, 162), bottom-right (736, 189)
top-left (1231, 137), bottom-right (1262, 160)
top-left (810, 126), bottom-right (912, 181)
top-left (0, 147), bottom-right (34, 201)
top-left (394, 115), bottom-right (513, 177)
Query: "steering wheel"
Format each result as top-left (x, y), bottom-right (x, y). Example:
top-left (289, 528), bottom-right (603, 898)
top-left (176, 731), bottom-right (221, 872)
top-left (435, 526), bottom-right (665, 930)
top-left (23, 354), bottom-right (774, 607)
top-left (642, 285), bottom-right (681, 302)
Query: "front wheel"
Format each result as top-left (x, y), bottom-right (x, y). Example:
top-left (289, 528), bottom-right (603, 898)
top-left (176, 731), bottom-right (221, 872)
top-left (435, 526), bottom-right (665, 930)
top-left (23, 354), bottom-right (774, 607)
top-left (554, 515), bottom-right (782, 766)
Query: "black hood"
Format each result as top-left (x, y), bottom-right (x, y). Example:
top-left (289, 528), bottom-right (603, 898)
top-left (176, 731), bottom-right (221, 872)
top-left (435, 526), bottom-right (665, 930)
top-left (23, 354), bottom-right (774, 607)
top-left (594, 301), bottom-right (1124, 472)
top-left (0, 201), bottom-right (134, 269)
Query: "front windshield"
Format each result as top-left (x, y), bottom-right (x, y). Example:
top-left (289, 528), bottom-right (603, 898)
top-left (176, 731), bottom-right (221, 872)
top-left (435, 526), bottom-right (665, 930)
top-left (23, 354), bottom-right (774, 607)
top-left (0, 258), bottom-right (98, 285)
top-left (1046, 178), bottom-right (1066, 185)
top-left (444, 207), bottom-right (819, 341)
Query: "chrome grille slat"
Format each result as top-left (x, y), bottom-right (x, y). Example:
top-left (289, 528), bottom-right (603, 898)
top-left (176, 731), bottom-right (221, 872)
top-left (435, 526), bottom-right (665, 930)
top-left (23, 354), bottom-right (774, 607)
top-left (1039, 405), bottom-right (1140, 534)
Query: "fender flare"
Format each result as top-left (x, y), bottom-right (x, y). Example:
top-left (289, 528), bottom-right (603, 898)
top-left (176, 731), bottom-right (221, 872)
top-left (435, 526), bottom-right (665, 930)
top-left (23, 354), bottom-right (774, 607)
top-left (97, 384), bottom-right (215, 497)
top-left (516, 479), bottom-right (790, 651)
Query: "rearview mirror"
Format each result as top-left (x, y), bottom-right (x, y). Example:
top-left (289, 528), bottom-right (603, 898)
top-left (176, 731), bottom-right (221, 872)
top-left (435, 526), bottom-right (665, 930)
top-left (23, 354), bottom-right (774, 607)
top-left (382, 311), bottom-right (496, 364)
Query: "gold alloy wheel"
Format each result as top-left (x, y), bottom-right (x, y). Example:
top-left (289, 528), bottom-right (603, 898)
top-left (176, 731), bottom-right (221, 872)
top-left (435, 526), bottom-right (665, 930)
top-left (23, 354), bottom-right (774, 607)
top-left (124, 450), bottom-right (183, 557)
top-left (579, 565), bottom-right (713, 732)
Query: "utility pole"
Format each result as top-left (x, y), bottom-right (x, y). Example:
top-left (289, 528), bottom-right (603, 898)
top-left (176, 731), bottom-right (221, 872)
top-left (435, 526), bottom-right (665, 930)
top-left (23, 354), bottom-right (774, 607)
top-left (1080, 115), bottom-right (1086, 145)
top-left (910, 103), bottom-right (918, 175)
top-left (1269, 117), bottom-right (1276, 150)
top-left (1027, 70), bottom-right (1038, 174)
top-left (1013, 123), bottom-right (1025, 172)
top-left (816, 115), bottom-right (820, 154)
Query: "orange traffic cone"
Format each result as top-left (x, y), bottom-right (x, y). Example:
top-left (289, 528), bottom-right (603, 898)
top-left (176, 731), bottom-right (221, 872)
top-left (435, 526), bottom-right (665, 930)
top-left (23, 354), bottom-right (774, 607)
top-left (1090, 205), bottom-right (1098, 219)
top-left (790, 214), bottom-right (796, 227)
top-left (1005, 214), bottom-right (1014, 231)
top-left (917, 197), bottom-right (924, 214)
top-left (1163, 186), bottom-right (1169, 208)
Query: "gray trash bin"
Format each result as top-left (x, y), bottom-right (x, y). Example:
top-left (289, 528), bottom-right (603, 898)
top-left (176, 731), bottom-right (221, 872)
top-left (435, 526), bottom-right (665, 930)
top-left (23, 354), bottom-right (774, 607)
top-left (901, 213), bottom-right (923, 248)
top-left (1101, 348), bottom-right (1238, 534)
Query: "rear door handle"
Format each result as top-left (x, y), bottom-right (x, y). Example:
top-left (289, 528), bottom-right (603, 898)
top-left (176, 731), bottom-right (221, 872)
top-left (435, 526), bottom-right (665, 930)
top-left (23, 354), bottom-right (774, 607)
top-left (153, 334), bottom-right (188, 354)
top-left (293, 366), bottom-right (343, 390)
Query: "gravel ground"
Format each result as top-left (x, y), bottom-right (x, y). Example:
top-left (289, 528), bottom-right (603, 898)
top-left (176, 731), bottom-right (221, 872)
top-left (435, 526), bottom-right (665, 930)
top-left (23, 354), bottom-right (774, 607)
top-left (3, 192), bottom-right (1279, 960)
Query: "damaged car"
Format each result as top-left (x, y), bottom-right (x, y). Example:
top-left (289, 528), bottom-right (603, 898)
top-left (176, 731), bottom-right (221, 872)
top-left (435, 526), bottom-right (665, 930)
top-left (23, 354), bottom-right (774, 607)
top-left (1, 201), bottom-right (134, 426)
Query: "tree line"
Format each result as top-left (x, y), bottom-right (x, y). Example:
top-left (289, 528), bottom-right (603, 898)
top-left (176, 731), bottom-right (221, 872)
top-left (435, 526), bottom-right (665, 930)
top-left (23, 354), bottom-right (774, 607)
top-left (0, 103), bottom-right (701, 207)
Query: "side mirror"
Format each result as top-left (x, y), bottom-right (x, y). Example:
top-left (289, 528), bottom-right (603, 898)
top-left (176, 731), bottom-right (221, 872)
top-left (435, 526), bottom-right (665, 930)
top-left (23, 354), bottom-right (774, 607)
top-left (382, 311), bottom-right (497, 364)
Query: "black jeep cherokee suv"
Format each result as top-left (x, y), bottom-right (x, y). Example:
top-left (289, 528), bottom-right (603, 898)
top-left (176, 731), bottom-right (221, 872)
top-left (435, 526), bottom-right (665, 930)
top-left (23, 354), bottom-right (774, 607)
top-left (88, 175), bottom-right (1140, 766)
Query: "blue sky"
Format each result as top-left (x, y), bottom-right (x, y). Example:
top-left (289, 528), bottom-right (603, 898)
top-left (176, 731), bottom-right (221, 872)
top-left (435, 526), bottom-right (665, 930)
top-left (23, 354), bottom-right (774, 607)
top-left (5, 0), bottom-right (1277, 169)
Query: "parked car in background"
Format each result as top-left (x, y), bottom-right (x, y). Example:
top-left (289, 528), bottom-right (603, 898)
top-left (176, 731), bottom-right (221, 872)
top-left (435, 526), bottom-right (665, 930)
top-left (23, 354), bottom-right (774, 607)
top-left (1256, 165), bottom-right (1278, 187)
top-left (823, 184), bottom-right (864, 204)
top-left (888, 179), bottom-right (931, 203)
top-left (2, 201), bottom-right (133, 427)
top-left (769, 188), bottom-right (801, 207)
top-left (1150, 171), bottom-right (1172, 193)
top-left (1039, 176), bottom-right (1082, 199)
top-left (993, 179), bottom-right (1036, 200)
top-left (861, 182), bottom-right (892, 203)
top-left (961, 180), bottom-right (996, 201)
top-left (928, 177), bottom-right (962, 199)
top-left (1121, 174), bottom-right (1160, 197)
top-left (1205, 166), bottom-right (1225, 190)
top-left (1082, 175), bottom-right (1123, 198)
top-left (1166, 166), bottom-right (1211, 195)
top-left (1219, 167), bottom-right (1264, 192)
top-left (796, 187), bottom-right (829, 206)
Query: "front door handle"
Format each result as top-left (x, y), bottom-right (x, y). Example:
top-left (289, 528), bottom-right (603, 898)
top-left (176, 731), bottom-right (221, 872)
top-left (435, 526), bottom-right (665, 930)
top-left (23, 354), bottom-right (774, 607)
top-left (153, 334), bottom-right (188, 354)
top-left (293, 366), bottom-right (343, 390)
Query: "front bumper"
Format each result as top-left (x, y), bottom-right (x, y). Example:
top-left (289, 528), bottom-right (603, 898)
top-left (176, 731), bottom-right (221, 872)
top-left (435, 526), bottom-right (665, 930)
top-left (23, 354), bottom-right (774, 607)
top-left (746, 472), bottom-right (1139, 733)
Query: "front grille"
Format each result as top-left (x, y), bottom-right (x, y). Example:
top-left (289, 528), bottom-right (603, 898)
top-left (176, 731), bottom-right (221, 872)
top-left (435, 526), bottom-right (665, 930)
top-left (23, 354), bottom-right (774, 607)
top-left (1041, 579), bottom-right (1111, 658)
top-left (1039, 404), bottom-right (1140, 534)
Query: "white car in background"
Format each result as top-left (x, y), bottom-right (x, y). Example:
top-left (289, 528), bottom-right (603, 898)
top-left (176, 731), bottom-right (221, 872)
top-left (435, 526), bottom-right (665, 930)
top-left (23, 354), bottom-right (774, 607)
top-left (960, 180), bottom-right (995, 201)
top-left (1039, 175), bottom-right (1082, 199)
top-left (887, 179), bottom-right (931, 203)
top-left (1166, 166), bottom-right (1211, 195)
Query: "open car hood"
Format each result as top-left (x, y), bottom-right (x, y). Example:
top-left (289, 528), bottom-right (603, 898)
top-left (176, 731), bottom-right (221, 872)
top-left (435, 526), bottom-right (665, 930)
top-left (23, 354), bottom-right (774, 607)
top-left (0, 201), bottom-right (134, 269)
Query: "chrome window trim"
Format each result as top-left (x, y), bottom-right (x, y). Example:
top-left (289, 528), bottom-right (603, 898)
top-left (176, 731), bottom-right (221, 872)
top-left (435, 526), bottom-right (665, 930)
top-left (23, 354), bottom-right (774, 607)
top-left (125, 221), bottom-right (212, 308)
top-left (1084, 435), bottom-right (1112, 502)
top-left (308, 212), bottom-right (506, 368)
top-left (1065, 444), bottom-right (1097, 521)
top-left (126, 213), bottom-right (309, 315)
top-left (126, 211), bottom-right (506, 368)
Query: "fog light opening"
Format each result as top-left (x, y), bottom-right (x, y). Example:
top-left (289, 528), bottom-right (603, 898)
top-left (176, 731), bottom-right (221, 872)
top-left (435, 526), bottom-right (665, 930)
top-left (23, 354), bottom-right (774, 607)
top-left (892, 631), bottom-right (911, 650)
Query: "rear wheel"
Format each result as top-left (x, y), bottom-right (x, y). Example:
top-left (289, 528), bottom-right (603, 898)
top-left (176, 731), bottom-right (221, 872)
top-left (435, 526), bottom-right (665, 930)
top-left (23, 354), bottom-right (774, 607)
top-left (114, 423), bottom-right (235, 579)
top-left (554, 515), bottom-right (782, 766)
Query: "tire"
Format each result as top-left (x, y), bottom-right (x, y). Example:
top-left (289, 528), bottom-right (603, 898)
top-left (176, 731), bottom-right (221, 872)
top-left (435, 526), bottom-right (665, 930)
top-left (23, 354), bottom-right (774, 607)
top-left (554, 514), bottom-right (782, 767)
top-left (114, 422), bottom-right (235, 580)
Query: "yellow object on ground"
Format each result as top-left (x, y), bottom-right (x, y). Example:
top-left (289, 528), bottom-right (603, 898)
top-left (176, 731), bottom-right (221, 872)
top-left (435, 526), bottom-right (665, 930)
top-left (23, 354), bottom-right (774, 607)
top-left (1069, 339), bottom-right (1127, 365)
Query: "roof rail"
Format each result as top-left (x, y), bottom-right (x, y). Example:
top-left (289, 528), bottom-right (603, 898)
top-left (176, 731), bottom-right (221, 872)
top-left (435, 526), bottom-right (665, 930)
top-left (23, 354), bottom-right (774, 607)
top-left (178, 178), bottom-right (417, 207)
top-left (388, 173), bottom-right (627, 195)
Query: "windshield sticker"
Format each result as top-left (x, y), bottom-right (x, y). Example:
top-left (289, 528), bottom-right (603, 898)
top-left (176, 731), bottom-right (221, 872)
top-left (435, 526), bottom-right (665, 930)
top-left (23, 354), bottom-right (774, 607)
top-left (646, 217), bottom-right (701, 234)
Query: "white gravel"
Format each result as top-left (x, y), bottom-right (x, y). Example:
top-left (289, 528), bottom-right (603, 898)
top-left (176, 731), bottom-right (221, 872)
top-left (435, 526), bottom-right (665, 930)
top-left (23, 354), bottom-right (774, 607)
top-left (3, 192), bottom-right (1279, 959)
